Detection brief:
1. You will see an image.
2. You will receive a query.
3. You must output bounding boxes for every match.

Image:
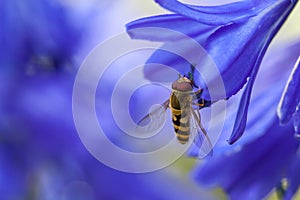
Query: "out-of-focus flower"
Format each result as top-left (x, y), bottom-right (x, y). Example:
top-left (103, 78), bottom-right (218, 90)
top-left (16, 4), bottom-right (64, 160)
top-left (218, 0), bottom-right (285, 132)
top-left (0, 73), bottom-right (217, 200)
top-left (0, 0), bottom-right (88, 198)
top-left (0, 1), bottom-right (218, 199)
top-left (0, 0), bottom-right (86, 74)
top-left (126, 0), bottom-right (298, 144)
top-left (192, 40), bottom-right (300, 200)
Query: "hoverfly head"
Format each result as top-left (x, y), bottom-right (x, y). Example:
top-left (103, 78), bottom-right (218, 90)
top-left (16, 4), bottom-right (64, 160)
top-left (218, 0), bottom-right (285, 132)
top-left (172, 75), bottom-right (193, 92)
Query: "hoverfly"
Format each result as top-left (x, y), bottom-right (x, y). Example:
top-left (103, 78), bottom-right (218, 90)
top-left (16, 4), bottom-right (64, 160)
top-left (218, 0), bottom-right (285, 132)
top-left (136, 65), bottom-right (213, 157)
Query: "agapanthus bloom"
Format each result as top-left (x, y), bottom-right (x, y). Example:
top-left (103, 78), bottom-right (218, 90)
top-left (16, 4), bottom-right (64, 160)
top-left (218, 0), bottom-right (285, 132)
top-left (126, 0), bottom-right (298, 144)
top-left (193, 40), bottom-right (300, 200)
top-left (0, 0), bottom-right (85, 74)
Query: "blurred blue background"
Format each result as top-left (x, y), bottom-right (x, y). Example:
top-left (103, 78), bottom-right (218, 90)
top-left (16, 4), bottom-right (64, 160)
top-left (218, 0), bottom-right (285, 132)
top-left (1, 0), bottom-right (299, 199)
top-left (0, 0), bottom-right (218, 199)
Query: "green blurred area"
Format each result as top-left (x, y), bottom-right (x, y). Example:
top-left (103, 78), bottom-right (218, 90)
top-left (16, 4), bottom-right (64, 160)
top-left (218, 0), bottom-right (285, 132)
top-left (273, 3), bottom-right (300, 46)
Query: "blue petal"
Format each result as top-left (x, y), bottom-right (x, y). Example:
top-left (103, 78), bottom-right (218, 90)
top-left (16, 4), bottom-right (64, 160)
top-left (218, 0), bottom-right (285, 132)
top-left (227, 1), bottom-right (296, 144)
top-left (227, 80), bottom-right (254, 144)
top-left (294, 106), bottom-right (300, 137)
top-left (126, 14), bottom-right (216, 42)
top-left (126, 15), bottom-right (218, 83)
top-left (127, 0), bottom-right (296, 101)
top-left (193, 117), bottom-right (299, 200)
top-left (206, 0), bottom-right (295, 97)
top-left (215, 38), bottom-right (300, 151)
top-left (278, 56), bottom-right (300, 124)
top-left (126, 0), bottom-right (298, 144)
top-left (154, 0), bottom-right (275, 25)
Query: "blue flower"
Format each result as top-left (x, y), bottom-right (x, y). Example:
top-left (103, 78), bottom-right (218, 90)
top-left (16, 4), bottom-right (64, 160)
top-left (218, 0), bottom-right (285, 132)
top-left (0, 1), bottom-right (218, 199)
top-left (126, 0), bottom-right (298, 144)
top-left (0, 0), bottom-right (85, 74)
top-left (194, 120), bottom-right (299, 200)
top-left (1, 73), bottom-right (217, 199)
top-left (192, 40), bottom-right (300, 200)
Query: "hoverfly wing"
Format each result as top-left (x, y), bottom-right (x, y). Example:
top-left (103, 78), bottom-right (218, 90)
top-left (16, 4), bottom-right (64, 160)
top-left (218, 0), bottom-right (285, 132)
top-left (135, 100), bottom-right (169, 135)
top-left (189, 109), bottom-right (213, 158)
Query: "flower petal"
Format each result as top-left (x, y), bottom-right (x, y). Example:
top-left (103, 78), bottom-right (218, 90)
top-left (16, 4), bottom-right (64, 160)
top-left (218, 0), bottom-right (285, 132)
top-left (294, 106), bottom-right (300, 137)
top-left (226, 0), bottom-right (296, 144)
top-left (227, 82), bottom-right (254, 144)
top-left (126, 14), bottom-right (216, 42)
top-left (154, 0), bottom-right (274, 25)
top-left (193, 118), bottom-right (299, 200)
top-left (126, 15), bottom-right (218, 82)
top-left (277, 56), bottom-right (300, 124)
top-left (126, 0), bottom-right (298, 144)
top-left (127, 0), bottom-right (297, 102)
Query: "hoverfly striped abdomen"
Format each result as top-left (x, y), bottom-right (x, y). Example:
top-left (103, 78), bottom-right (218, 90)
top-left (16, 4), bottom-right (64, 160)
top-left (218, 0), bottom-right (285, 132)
top-left (170, 77), bottom-right (193, 144)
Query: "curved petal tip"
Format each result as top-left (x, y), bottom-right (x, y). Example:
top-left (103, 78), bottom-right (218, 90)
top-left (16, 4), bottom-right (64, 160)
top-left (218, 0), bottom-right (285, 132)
top-left (277, 56), bottom-right (300, 124)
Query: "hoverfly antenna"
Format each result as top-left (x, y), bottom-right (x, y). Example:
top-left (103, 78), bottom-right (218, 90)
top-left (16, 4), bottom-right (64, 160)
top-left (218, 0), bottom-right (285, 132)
top-left (188, 64), bottom-right (199, 88)
top-left (190, 64), bottom-right (196, 73)
top-left (188, 72), bottom-right (192, 80)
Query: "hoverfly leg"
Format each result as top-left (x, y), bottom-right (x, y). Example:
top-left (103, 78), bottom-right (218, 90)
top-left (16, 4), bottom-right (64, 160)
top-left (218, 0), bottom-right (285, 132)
top-left (192, 99), bottom-right (205, 107)
top-left (195, 109), bottom-right (207, 136)
top-left (194, 89), bottom-right (203, 96)
top-left (192, 89), bottom-right (203, 102)
top-left (193, 99), bottom-right (212, 109)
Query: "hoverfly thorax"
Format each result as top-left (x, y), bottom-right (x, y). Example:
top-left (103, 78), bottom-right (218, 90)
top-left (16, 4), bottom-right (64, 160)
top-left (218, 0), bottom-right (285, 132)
top-left (170, 76), bottom-right (194, 112)
top-left (170, 76), bottom-right (195, 144)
